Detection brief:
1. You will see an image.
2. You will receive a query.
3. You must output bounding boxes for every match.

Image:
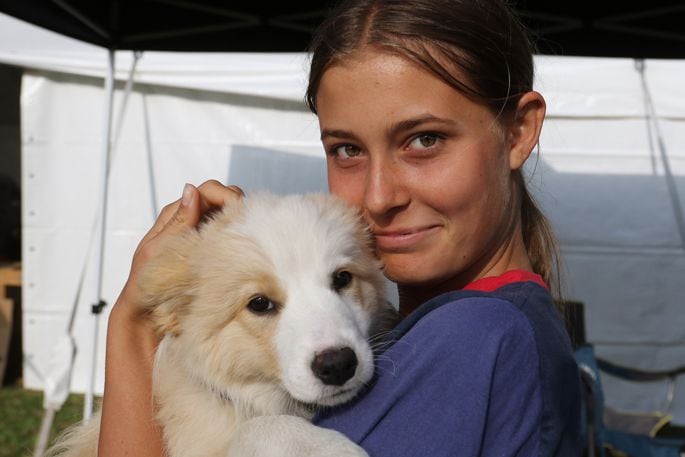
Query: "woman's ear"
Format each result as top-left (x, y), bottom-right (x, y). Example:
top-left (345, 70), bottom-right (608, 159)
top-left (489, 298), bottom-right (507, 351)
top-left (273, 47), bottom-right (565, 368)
top-left (507, 91), bottom-right (546, 171)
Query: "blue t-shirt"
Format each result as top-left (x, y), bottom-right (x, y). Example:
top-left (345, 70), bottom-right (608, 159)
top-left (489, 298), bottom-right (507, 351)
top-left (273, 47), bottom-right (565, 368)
top-left (314, 273), bottom-right (582, 456)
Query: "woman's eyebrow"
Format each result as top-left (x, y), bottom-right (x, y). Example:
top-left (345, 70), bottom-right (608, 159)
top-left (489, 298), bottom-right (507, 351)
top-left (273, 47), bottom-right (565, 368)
top-left (320, 128), bottom-right (353, 141)
top-left (320, 114), bottom-right (456, 142)
top-left (388, 114), bottom-right (456, 136)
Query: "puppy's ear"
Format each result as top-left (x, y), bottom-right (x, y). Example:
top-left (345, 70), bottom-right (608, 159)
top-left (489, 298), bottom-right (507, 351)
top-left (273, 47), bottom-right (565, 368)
top-left (137, 231), bottom-right (200, 336)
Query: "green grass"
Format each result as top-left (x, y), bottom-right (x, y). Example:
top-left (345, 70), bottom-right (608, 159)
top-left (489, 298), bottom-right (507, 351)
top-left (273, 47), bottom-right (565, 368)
top-left (0, 384), bottom-right (91, 457)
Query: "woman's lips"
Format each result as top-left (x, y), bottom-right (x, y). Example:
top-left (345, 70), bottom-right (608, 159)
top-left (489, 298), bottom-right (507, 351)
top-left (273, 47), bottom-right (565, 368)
top-left (373, 226), bottom-right (440, 251)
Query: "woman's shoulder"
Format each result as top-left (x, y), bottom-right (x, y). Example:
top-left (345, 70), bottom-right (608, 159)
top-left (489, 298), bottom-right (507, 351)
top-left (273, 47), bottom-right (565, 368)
top-left (391, 280), bottom-right (555, 350)
top-left (385, 280), bottom-right (577, 387)
top-left (414, 293), bottom-right (534, 344)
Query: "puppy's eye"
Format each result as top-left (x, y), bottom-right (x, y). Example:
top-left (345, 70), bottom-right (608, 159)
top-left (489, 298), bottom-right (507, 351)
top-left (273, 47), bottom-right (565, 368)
top-left (332, 270), bottom-right (353, 291)
top-left (247, 296), bottom-right (275, 314)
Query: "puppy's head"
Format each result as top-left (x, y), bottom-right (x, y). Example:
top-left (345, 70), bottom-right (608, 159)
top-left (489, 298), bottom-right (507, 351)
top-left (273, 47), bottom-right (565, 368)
top-left (139, 192), bottom-right (393, 407)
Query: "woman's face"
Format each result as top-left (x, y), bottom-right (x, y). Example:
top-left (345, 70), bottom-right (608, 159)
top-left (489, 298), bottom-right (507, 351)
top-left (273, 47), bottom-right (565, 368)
top-left (316, 49), bottom-right (528, 294)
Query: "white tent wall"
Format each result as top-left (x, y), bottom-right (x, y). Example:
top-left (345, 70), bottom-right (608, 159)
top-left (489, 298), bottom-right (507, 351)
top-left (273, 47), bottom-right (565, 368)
top-left (7, 24), bottom-right (685, 423)
top-left (535, 56), bottom-right (685, 421)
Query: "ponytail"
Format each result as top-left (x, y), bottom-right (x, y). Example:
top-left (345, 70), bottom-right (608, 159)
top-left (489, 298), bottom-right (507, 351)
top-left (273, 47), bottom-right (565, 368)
top-left (517, 171), bottom-right (563, 303)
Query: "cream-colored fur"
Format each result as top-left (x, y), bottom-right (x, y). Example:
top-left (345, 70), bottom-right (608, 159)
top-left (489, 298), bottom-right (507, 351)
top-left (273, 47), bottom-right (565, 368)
top-left (46, 192), bottom-right (394, 457)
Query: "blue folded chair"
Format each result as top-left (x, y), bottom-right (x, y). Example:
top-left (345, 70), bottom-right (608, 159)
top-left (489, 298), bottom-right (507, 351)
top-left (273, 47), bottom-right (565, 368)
top-left (565, 301), bottom-right (685, 457)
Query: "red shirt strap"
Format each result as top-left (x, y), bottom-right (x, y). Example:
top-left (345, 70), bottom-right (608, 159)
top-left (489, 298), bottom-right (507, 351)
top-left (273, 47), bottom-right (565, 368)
top-left (462, 269), bottom-right (549, 292)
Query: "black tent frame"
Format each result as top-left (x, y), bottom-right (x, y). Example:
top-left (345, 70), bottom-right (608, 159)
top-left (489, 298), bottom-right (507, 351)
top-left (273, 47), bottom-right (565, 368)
top-left (0, 0), bottom-right (684, 57)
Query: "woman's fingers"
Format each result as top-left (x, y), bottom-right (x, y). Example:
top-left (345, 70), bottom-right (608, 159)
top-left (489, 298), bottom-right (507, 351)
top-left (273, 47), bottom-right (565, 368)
top-left (160, 183), bottom-right (202, 236)
top-left (196, 180), bottom-right (245, 213)
top-left (162, 181), bottom-right (244, 235)
top-left (138, 181), bottom-right (244, 249)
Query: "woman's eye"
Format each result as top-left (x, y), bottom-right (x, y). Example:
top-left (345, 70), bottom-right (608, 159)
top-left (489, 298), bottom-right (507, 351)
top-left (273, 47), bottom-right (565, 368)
top-left (332, 144), bottom-right (362, 159)
top-left (410, 133), bottom-right (440, 149)
top-left (247, 296), bottom-right (276, 314)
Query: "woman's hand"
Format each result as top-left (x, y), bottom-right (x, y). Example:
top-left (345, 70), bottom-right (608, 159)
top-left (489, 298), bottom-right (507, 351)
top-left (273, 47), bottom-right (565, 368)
top-left (98, 180), bottom-right (243, 457)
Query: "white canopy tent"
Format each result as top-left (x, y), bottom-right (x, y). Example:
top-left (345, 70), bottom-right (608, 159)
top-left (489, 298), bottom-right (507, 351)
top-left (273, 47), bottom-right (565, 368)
top-left (1, 9), bottom-right (685, 428)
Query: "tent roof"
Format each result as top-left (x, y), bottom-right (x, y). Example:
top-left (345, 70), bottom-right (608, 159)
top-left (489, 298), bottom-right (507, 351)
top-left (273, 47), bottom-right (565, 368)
top-left (0, 0), bottom-right (327, 52)
top-left (0, 0), bottom-right (684, 58)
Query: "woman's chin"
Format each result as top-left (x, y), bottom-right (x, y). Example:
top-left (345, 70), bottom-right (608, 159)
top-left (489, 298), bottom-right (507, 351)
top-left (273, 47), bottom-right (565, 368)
top-left (383, 264), bottom-right (451, 288)
top-left (382, 255), bottom-right (469, 295)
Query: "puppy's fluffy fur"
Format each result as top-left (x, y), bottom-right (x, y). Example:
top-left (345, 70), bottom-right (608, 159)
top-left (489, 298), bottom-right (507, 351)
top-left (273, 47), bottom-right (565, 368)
top-left (47, 192), bottom-right (394, 457)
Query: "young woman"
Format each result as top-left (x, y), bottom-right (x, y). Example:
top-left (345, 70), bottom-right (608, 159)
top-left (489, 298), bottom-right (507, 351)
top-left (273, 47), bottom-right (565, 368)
top-left (98, 0), bottom-right (581, 455)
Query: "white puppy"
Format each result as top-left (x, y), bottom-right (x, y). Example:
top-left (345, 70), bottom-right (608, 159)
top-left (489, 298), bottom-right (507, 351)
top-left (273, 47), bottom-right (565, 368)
top-left (46, 192), bottom-right (395, 457)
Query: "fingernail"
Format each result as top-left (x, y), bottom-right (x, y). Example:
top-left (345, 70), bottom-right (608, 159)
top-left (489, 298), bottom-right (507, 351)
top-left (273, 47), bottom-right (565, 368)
top-left (181, 183), bottom-right (193, 207)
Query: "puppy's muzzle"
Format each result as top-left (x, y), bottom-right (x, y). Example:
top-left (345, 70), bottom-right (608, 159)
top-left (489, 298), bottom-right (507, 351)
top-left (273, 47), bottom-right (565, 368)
top-left (311, 347), bottom-right (358, 386)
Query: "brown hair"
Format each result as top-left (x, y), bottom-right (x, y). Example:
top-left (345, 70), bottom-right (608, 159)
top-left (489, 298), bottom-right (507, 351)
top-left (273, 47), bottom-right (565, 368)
top-left (306, 0), bottom-right (563, 299)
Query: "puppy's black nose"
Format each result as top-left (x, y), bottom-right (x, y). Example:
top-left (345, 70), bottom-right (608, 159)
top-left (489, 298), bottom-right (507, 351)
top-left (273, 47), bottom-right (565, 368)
top-left (311, 347), bottom-right (358, 386)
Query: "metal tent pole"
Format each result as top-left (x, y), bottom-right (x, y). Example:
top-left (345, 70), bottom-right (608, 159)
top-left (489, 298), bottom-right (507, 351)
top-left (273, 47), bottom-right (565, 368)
top-left (636, 59), bottom-right (685, 249)
top-left (84, 48), bottom-right (116, 422)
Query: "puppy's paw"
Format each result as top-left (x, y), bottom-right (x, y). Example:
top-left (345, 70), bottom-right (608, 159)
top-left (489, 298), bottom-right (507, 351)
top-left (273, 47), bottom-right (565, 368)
top-left (227, 415), bottom-right (368, 457)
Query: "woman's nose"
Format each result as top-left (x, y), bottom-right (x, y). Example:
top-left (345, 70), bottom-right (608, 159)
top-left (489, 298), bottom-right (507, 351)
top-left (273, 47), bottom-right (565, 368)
top-left (363, 157), bottom-right (409, 218)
